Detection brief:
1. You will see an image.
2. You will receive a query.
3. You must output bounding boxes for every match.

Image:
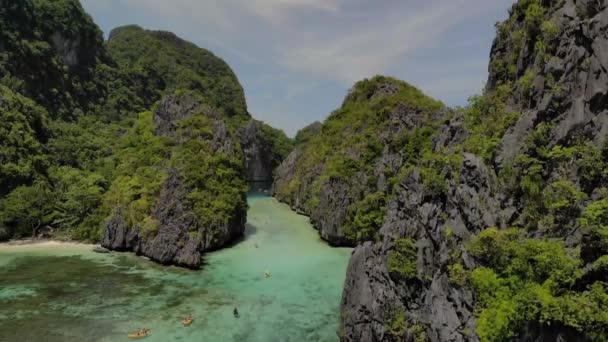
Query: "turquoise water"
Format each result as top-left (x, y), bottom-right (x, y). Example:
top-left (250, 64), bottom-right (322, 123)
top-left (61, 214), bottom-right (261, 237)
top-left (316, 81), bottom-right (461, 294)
top-left (0, 194), bottom-right (352, 342)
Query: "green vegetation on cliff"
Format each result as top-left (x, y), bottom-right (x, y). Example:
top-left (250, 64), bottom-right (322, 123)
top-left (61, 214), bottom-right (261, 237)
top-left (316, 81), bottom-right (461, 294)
top-left (469, 228), bottom-right (608, 342)
top-left (0, 0), bottom-right (110, 119)
top-left (106, 25), bottom-right (247, 117)
top-left (274, 76), bottom-right (446, 244)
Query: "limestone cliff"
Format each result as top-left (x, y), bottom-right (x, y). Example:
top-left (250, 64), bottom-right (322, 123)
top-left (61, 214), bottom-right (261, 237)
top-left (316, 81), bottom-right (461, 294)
top-left (338, 1), bottom-right (608, 341)
top-left (273, 77), bottom-right (445, 247)
top-left (240, 119), bottom-right (293, 184)
top-left (99, 28), bottom-right (291, 268)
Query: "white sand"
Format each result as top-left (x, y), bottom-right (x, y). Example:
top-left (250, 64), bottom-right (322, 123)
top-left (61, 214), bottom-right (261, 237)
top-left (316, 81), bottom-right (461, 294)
top-left (0, 239), bottom-right (95, 251)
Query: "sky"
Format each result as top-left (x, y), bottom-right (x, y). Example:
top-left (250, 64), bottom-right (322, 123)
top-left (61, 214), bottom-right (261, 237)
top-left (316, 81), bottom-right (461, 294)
top-left (81, 0), bottom-right (516, 136)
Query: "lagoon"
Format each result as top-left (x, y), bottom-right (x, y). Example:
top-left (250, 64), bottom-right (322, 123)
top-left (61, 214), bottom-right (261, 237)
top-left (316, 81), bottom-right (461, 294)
top-left (0, 194), bottom-right (351, 342)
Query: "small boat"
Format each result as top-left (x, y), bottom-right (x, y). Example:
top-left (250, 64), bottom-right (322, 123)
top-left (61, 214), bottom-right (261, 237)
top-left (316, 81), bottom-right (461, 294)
top-left (128, 329), bottom-right (150, 339)
top-left (182, 317), bottom-right (194, 326)
top-left (264, 271), bottom-right (271, 278)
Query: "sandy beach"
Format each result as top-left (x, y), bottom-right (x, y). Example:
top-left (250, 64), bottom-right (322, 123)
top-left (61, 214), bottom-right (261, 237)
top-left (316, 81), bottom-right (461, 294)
top-left (0, 239), bottom-right (95, 251)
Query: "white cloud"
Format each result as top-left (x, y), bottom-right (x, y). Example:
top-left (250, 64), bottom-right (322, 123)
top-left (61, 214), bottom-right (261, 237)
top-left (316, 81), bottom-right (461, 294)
top-left (280, 0), bottom-right (508, 83)
top-left (80, 0), bottom-right (113, 12)
top-left (245, 0), bottom-right (344, 23)
top-left (112, 0), bottom-right (344, 31)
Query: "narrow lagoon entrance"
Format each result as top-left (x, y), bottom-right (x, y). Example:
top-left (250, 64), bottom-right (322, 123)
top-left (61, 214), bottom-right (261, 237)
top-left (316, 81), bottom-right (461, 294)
top-left (0, 194), bottom-right (351, 342)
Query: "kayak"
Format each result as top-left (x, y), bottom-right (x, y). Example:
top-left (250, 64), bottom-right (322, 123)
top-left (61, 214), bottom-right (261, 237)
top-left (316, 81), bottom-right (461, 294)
top-left (183, 318), bottom-right (194, 326)
top-left (128, 330), bottom-right (150, 339)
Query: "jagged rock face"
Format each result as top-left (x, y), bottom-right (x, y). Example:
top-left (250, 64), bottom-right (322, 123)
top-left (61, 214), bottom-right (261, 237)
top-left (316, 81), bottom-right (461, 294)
top-left (341, 149), bottom-right (509, 341)
top-left (50, 32), bottom-right (81, 68)
top-left (272, 138), bottom-right (358, 246)
top-left (493, 0), bottom-right (608, 166)
top-left (153, 95), bottom-right (216, 137)
top-left (341, 242), bottom-right (397, 342)
top-left (273, 148), bottom-right (305, 212)
top-left (273, 146), bottom-right (322, 217)
top-left (239, 119), bottom-right (293, 187)
top-left (312, 178), bottom-right (354, 246)
top-left (240, 120), bottom-right (275, 182)
top-left (102, 94), bottom-right (247, 269)
top-left (102, 168), bottom-right (246, 268)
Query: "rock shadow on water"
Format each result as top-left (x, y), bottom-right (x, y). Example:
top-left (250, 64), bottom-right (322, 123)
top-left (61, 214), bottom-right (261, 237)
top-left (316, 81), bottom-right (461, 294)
top-left (220, 223), bottom-right (259, 249)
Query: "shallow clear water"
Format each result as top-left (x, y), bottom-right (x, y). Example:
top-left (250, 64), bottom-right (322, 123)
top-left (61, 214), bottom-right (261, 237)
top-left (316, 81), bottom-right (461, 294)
top-left (0, 194), bottom-right (352, 342)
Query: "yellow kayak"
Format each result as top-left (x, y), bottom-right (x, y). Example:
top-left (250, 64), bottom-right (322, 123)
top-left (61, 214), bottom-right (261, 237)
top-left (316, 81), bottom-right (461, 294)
top-left (128, 330), bottom-right (150, 339)
top-left (183, 318), bottom-right (194, 326)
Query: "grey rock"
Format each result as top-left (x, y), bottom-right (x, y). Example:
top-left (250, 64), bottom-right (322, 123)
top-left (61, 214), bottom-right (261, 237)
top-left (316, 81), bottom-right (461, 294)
top-left (34, 225), bottom-right (54, 239)
top-left (433, 111), bottom-right (468, 150)
top-left (341, 154), bottom-right (505, 342)
top-left (495, 109), bottom-right (539, 168)
top-left (102, 212), bottom-right (138, 251)
top-left (311, 179), bottom-right (353, 246)
top-left (92, 245), bottom-right (110, 254)
top-left (240, 120), bottom-right (276, 182)
top-left (340, 242), bottom-right (398, 342)
top-left (51, 32), bottom-right (81, 67)
top-left (102, 168), bottom-right (246, 269)
top-left (495, 0), bottom-right (608, 166)
top-left (153, 93), bottom-right (217, 138)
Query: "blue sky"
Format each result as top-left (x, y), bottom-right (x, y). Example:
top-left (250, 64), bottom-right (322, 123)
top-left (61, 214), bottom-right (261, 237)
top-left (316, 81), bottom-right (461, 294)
top-left (81, 0), bottom-right (515, 136)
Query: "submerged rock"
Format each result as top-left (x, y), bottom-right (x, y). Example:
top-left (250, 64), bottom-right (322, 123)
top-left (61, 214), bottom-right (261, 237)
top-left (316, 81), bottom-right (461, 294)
top-left (92, 245), bottom-right (110, 254)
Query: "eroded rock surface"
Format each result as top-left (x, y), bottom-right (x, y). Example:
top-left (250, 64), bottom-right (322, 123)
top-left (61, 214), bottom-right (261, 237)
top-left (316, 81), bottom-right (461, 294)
top-left (102, 94), bottom-right (246, 269)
